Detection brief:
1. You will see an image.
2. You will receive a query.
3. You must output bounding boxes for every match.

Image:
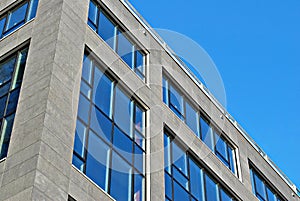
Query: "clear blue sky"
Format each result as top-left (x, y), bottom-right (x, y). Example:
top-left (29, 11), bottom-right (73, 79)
top-left (129, 0), bottom-right (300, 188)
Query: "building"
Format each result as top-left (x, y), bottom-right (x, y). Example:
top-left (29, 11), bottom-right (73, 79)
top-left (0, 0), bottom-right (299, 200)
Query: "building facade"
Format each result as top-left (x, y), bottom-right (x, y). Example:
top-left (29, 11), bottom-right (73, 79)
top-left (0, 0), bottom-right (299, 200)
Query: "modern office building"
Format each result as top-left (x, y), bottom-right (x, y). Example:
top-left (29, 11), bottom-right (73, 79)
top-left (0, 0), bottom-right (298, 200)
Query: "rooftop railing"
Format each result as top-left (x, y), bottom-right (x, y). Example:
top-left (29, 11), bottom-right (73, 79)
top-left (120, 0), bottom-right (299, 196)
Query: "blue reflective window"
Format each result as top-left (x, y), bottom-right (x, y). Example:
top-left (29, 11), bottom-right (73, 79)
top-left (113, 126), bottom-right (133, 164)
top-left (88, 0), bottom-right (98, 31)
top-left (86, 131), bottom-right (110, 191)
top-left (205, 174), bottom-right (218, 201)
top-left (165, 173), bottom-right (172, 200)
top-left (77, 94), bottom-right (90, 124)
top-left (200, 116), bottom-right (214, 151)
top-left (134, 173), bottom-right (144, 201)
top-left (110, 152), bottom-right (132, 201)
top-left (117, 32), bottom-right (134, 68)
top-left (169, 85), bottom-right (183, 118)
top-left (0, 18), bottom-right (6, 37)
top-left (134, 50), bottom-right (144, 79)
top-left (189, 158), bottom-right (203, 200)
top-left (27, 0), bottom-right (39, 21)
top-left (185, 102), bottom-right (198, 136)
top-left (99, 11), bottom-right (115, 49)
top-left (173, 181), bottom-right (189, 201)
top-left (93, 67), bottom-right (113, 117)
top-left (82, 55), bottom-right (93, 84)
top-left (254, 172), bottom-right (267, 199)
top-left (6, 3), bottom-right (28, 33)
top-left (90, 106), bottom-right (112, 142)
top-left (74, 120), bottom-right (86, 158)
top-left (172, 142), bottom-right (187, 176)
top-left (162, 77), bottom-right (168, 105)
top-left (114, 87), bottom-right (132, 135)
top-left (0, 114), bottom-right (15, 159)
top-left (73, 51), bottom-right (145, 200)
top-left (220, 189), bottom-right (232, 201)
top-left (0, 56), bottom-right (16, 85)
top-left (267, 187), bottom-right (276, 201)
top-left (215, 133), bottom-right (228, 161)
top-left (0, 47), bottom-right (28, 160)
top-left (172, 166), bottom-right (188, 190)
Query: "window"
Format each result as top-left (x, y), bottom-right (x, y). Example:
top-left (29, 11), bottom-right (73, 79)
top-left (0, 0), bottom-right (39, 38)
top-left (250, 167), bottom-right (285, 201)
top-left (87, 0), bottom-right (146, 80)
top-left (164, 132), bottom-right (236, 201)
top-left (163, 76), bottom-right (237, 175)
top-left (72, 51), bottom-right (146, 201)
top-left (0, 46), bottom-right (28, 160)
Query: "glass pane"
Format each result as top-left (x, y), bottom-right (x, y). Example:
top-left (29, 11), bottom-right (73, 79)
top-left (173, 181), bottom-right (189, 201)
top-left (80, 81), bottom-right (91, 99)
top-left (215, 134), bottom-right (228, 161)
top-left (135, 50), bottom-right (144, 74)
top-left (27, 0), bottom-right (39, 21)
top-left (164, 134), bottom-right (171, 173)
top-left (6, 3), bottom-right (28, 31)
top-left (186, 102), bottom-right (199, 136)
top-left (172, 166), bottom-right (188, 190)
top-left (117, 31), bottom-right (134, 68)
top-left (0, 56), bottom-right (16, 85)
top-left (0, 114), bottom-right (15, 159)
top-left (134, 144), bottom-right (144, 173)
top-left (99, 11), bottom-right (115, 49)
top-left (266, 187), bottom-right (276, 201)
top-left (90, 106), bottom-right (112, 142)
top-left (254, 173), bottom-right (266, 200)
top-left (220, 189), bottom-right (232, 201)
top-left (74, 120), bottom-right (86, 157)
top-left (93, 67), bottom-right (112, 117)
top-left (6, 88), bottom-right (20, 115)
top-left (135, 105), bottom-right (144, 134)
top-left (134, 174), bottom-right (144, 201)
top-left (134, 130), bottom-right (144, 150)
top-left (205, 174), bottom-right (218, 201)
top-left (169, 85), bottom-right (183, 116)
top-left (0, 81), bottom-right (11, 98)
top-left (172, 142), bottom-right (187, 176)
top-left (11, 49), bottom-right (28, 90)
top-left (228, 146), bottom-right (236, 173)
top-left (189, 158), bottom-right (203, 200)
top-left (72, 154), bottom-right (84, 171)
top-left (165, 173), bottom-right (172, 199)
top-left (110, 151), bottom-right (132, 201)
top-left (88, 1), bottom-right (98, 29)
top-left (82, 54), bottom-right (93, 84)
top-left (86, 131), bottom-right (110, 191)
top-left (200, 117), bottom-right (214, 151)
top-left (114, 87), bottom-right (132, 136)
top-left (77, 94), bottom-right (90, 124)
top-left (113, 126), bottom-right (132, 164)
top-left (0, 95), bottom-right (7, 118)
top-left (0, 17), bottom-right (6, 37)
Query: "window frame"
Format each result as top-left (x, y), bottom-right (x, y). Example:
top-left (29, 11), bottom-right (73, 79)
top-left (250, 164), bottom-right (286, 201)
top-left (0, 0), bottom-right (39, 39)
top-left (164, 130), bottom-right (237, 201)
top-left (163, 74), bottom-right (238, 176)
top-left (73, 49), bottom-right (147, 201)
top-left (0, 44), bottom-right (29, 160)
top-left (87, 0), bottom-right (147, 81)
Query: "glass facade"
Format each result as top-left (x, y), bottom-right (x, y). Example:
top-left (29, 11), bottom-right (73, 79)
top-left (87, 0), bottom-right (145, 80)
top-left (250, 167), bottom-right (284, 201)
top-left (0, 0), bottom-right (39, 38)
top-left (163, 76), bottom-right (237, 175)
top-left (0, 46), bottom-right (28, 160)
top-left (164, 132), bottom-right (235, 201)
top-left (72, 51), bottom-right (146, 201)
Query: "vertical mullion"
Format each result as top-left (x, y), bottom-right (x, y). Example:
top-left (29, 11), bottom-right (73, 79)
top-left (24, 0), bottom-right (31, 22)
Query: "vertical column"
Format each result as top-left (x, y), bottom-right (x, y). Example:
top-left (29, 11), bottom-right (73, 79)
top-left (0, 0), bottom-right (89, 200)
